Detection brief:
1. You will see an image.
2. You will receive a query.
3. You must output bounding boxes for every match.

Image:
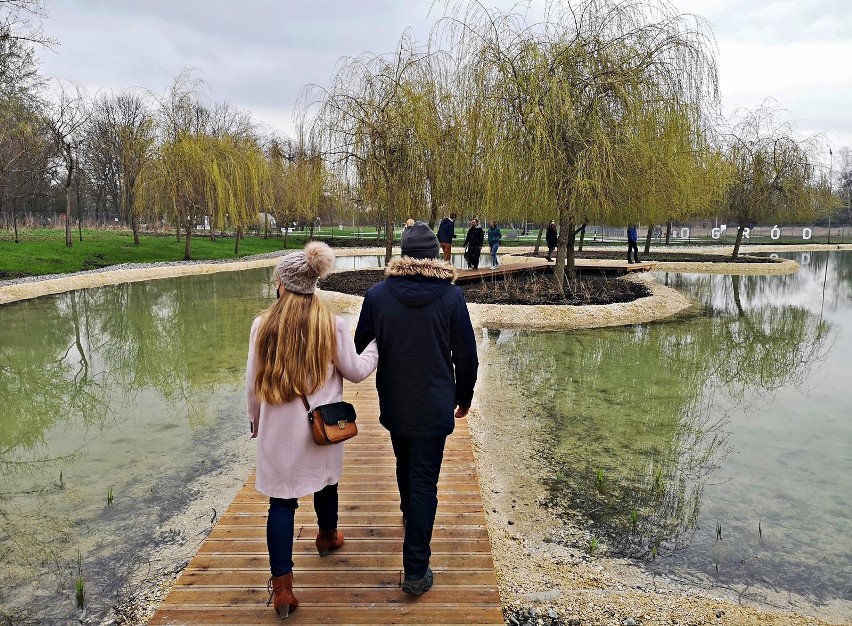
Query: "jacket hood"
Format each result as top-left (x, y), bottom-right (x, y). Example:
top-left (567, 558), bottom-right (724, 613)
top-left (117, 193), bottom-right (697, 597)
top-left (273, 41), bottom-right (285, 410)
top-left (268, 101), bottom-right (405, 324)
top-left (384, 257), bottom-right (457, 306)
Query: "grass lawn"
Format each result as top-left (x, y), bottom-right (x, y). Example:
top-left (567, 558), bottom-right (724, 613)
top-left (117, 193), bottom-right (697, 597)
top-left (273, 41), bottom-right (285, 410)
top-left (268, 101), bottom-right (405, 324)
top-left (0, 229), bottom-right (310, 278)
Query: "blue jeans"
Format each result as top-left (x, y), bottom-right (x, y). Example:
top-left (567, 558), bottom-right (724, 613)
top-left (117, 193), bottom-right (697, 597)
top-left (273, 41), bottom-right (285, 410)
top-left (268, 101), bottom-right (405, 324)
top-left (390, 434), bottom-right (447, 578)
top-left (267, 483), bottom-right (339, 576)
top-left (490, 243), bottom-right (500, 266)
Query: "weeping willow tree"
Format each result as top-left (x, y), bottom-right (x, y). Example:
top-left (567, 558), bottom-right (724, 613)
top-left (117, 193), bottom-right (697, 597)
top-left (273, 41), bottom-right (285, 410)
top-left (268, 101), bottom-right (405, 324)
top-left (615, 103), bottom-right (727, 254)
top-left (310, 34), bottom-right (431, 262)
top-left (447, 0), bottom-right (719, 286)
top-left (722, 106), bottom-right (821, 259)
top-left (135, 132), bottom-right (267, 260)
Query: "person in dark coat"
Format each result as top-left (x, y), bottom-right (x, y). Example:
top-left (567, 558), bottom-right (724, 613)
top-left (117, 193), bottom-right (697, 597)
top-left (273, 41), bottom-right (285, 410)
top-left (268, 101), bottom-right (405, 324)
top-left (627, 224), bottom-right (640, 263)
top-left (463, 218), bottom-right (485, 269)
top-left (436, 212), bottom-right (456, 263)
top-left (545, 220), bottom-right (558, 261)
top-left (354, 221), bottom-right (478, 595)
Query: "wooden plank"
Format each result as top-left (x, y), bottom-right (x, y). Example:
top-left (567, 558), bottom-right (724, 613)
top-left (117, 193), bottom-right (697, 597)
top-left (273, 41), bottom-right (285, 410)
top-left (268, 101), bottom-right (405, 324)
top-left (148, 375), bottom-right (503, 625)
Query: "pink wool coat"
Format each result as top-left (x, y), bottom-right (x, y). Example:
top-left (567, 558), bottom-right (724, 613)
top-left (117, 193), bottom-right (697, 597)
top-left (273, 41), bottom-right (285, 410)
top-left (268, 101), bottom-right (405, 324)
top-left (246, 315), bottom-right (379, 499)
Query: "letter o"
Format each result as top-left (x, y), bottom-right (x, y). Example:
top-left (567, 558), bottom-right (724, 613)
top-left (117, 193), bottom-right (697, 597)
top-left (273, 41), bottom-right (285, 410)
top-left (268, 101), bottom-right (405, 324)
top-left (802, 227), bottom-right (812, 240)
top-left (680, 227), bottom-right (690, 239)
top-left (711, 227), bottom-right (721, 240)
top-left (770, 226), bottom-right (781, 240)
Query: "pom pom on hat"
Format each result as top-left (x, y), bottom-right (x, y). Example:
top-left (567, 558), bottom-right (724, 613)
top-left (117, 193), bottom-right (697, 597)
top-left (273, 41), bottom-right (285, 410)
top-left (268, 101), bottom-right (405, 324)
top-left (275, 241), bottom-right (335, 295)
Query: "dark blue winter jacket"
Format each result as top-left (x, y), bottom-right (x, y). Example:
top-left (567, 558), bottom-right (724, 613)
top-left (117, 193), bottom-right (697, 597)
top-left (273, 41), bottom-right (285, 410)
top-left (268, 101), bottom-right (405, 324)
top-left (627, 225), bottom-right (638, 243)
top-left (437, 217), bottom-right (455, 244)
top-left (354, 257), bottom-right (478, 438)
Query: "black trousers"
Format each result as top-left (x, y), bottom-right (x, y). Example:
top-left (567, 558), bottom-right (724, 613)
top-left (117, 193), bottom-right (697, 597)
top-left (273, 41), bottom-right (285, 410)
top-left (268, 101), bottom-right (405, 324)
top-left (390, 433), bottom-right (447, 578)
top-left (627, 241), bottom-right (640, 262)
top-left (267, 484), bottom-right (338, 576)
top-left (465, 246), bottom-right (482, 269)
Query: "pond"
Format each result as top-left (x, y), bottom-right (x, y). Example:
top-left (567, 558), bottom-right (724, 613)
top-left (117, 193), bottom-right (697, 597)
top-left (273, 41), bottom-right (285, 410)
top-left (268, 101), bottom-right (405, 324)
top-left (475, 250), bottom-right (851, 617)
top-left (0, 252), bottom-right (849, 623)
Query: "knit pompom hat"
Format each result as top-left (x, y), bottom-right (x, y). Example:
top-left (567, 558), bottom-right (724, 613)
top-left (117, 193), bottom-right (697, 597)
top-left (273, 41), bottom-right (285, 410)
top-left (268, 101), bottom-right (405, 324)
top-left (274, 241), bottom-right (335, 294)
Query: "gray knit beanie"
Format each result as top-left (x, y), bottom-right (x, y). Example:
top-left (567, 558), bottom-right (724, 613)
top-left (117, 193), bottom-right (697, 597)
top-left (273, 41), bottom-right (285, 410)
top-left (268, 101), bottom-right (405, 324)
top-left (400, 221), bottom-right (440, 259)
top-left (274, 241), bottom-right (335, 295)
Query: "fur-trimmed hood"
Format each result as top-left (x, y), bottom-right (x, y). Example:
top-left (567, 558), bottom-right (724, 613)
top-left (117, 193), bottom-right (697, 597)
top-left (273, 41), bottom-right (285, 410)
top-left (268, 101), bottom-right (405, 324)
top-left (384, 257), bottom-right (458, 282)
top-left (383, 257), bottom-right (458, 308)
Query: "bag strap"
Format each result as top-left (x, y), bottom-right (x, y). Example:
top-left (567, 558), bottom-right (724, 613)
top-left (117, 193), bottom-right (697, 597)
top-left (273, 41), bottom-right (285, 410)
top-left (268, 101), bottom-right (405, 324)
top-left (300, 395), bottom-right (311, 412)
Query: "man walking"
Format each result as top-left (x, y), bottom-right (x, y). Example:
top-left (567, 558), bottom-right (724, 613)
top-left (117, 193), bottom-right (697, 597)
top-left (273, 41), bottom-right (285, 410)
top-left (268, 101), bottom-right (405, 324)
top-left (437, 212), bottom-right (456, 263)
top-left (627, 223), bottom-right (640, 263)
top-left (545, 220), bottom-right (557, 262)
top-left (355, 221), bottom-right (478, 595)
top-left (463, 218), bottom-right (484, 269)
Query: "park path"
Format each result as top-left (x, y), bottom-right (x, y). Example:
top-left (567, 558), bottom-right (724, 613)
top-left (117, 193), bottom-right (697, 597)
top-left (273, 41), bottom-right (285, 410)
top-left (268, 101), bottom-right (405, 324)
top-left (148, 375), bottom-right (504, 625)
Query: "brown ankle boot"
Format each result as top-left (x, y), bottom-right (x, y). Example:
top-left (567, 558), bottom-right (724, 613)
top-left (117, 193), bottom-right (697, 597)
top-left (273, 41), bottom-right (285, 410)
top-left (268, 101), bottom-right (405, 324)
top-left (267, 572), bottom-right (298, 619)
top-left (315, 529), bottom-right (344, 556)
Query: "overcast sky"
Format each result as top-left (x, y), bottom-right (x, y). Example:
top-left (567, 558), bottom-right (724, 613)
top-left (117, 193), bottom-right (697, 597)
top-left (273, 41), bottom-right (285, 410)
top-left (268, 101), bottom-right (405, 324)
top-left (36, 0), bottom-right (852, 163)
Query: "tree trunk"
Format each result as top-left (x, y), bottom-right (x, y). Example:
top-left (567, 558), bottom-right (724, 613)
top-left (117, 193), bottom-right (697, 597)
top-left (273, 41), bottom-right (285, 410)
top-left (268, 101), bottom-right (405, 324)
top-left (11, 197), bottom-right (19, 243)
top-left (533, 227), bottom-right (544, 255)
top-left (65, 185), bottom-right (73, 247)
top-left (554, 208), bottom-right (572, 291)
top-left (131, 215), bottom-right (140, 245)
top-left (309, 220), bottom-right (315, 241)
top-left (176, 215), bottom-right (181, 242)
top-left (577, 223), bottom-right (586, 251)
top-left (184, 213), bottom-right (193, 260)
top-left (76, 176), bottom-right (84, 242)
top-left (264, 215), bottom-right (269, 239)
top-left (384, 211), bottom-right (394, 264)
top-left (644, 225), bottom-right (654, 255)
top-left (665, 221), bottom-right (672, 245)
top-left (234, 226), bottom-right (242, 254)
top-left (64, 142), bottom-right (74, 247)
top-left (732, 274), bottom-right (744, 316)
top-left (283, 212), bottom-right (289, 249)
top-left (210, 213), bottom-right (215, 241)
top-left (731, 225), bottom-right (745, 259)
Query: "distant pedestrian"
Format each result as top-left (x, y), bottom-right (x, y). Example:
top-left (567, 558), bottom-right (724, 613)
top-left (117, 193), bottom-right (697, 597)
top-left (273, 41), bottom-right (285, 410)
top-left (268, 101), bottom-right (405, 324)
top-left (463, 218), bottom-right (484, 269)
top-left (627, 224), bottom-right (640, 263)
top-left (437, 212), bottom-right (456, 263)
top-left (545, 220), bottom-right (558, 262)
top-left (487, 220), bottom-right (502, 269)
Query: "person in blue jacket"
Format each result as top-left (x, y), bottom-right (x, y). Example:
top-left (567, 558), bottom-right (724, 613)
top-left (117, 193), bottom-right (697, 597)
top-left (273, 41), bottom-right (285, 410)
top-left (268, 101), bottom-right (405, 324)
top-left (436, 212), bottom-right (456, 263)
top-left (627, 223), bottom-right (640, 263)
top-left (487, 220), bottom-right (502, 269)
top-left (354, 221), bottom-right (478, 596)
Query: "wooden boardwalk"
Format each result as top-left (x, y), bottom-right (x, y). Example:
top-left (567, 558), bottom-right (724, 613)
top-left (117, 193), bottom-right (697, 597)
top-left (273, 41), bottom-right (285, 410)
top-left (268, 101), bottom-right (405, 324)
top-left (149, 377), bottom-right (504, 625)
top-left (456, 257), bottom-right (655, 283)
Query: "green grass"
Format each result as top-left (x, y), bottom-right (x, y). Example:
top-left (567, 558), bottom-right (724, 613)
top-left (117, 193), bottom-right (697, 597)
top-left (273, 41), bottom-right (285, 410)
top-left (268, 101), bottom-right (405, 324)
top-left (0, 228), bottom-right (311, 277)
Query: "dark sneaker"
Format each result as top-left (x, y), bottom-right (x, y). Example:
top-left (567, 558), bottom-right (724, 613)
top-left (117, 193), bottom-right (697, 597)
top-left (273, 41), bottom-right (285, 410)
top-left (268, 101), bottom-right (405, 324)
top-left (402, 567), bottom-right (433, 595)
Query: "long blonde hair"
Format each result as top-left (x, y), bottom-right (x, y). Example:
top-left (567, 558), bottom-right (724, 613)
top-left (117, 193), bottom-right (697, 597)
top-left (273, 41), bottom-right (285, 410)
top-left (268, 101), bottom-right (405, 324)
top-left (254, 291), bottom-right (337, 404)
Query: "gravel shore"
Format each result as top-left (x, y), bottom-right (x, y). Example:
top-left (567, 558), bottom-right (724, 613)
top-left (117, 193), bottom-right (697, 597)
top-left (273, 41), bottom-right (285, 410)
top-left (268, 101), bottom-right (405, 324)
top-left (3, 247), bottom-right (847, 625)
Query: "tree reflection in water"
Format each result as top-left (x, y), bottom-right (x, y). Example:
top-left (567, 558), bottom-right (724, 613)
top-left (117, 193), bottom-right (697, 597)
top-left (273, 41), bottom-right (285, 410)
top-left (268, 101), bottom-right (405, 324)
top-left (481, 255), bottom-right (838, 602)
top-left (0, 268), bottom-right (274, 624)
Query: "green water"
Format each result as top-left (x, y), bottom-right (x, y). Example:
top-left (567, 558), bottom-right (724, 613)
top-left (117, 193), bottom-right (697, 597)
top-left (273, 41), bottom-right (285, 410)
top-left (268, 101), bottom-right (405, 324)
top-left (0, 269), bottom-right (276, 623)
top-left (1, 253), bottom-right (850, 622)
top-left (476, 251), bottom-right (851, 614)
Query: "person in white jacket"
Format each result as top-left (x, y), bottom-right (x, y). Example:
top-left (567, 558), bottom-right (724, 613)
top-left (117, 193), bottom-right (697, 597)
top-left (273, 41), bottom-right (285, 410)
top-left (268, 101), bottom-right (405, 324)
top-left (246, 241), bottom-right (378, 619)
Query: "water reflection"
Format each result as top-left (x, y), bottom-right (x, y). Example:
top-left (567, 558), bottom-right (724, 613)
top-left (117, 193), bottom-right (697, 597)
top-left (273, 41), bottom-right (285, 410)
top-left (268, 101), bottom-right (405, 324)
top-left (0, 268), bottom-right (274, 623)
top-left (477, 252), bottom-right (848, 606)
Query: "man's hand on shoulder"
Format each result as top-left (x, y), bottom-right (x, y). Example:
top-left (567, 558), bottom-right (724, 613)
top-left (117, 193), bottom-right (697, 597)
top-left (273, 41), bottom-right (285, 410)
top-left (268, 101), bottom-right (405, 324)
top-left (454, 406), bottom-right (469, 419)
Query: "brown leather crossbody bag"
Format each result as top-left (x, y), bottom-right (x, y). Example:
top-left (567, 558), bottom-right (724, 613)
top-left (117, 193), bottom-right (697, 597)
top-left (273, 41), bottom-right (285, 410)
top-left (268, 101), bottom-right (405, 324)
top-left (301, 396), bottom-right (358, 445)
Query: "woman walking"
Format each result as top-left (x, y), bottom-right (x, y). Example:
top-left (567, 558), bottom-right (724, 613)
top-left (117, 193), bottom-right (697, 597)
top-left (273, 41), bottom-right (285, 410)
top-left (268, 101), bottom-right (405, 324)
top-left (246, 241), bottom-right (378, 619)
top-left (487, 220), bottom-right (502, 269)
